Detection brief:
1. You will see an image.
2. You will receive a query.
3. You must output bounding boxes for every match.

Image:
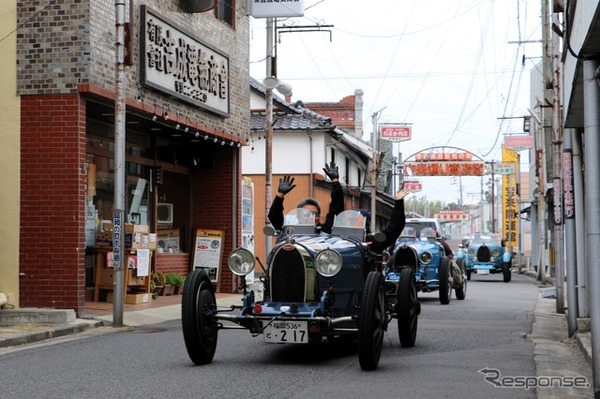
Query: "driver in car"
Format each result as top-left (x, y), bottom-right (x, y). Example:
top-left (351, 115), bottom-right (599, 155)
top-left (268, 161), bottom-right (344, 234)
top-left (434, 228), bottom-right (463, 289)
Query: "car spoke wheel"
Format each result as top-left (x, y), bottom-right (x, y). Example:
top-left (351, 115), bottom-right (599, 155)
top-left (455, 258), bottom-right (467, 300)
top-left (397, 268), bottom-right (419, 347)
top-left (182, 269), bottom-right (218, 365)
top-left (438, 258), bottom-right (452, 305)
top-left (502, 262), bottom-right (512, 283)
top-left (358, 271), bottom-right (386, 371)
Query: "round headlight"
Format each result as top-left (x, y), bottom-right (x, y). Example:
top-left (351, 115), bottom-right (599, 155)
top-left (315, 249), bottom-right (343, 277)
top-left (227, 248), bottom-right (255, 276)
top-left (467, 248), bottom-right (475, 255)
top-left (420, 251), bottom-right (432, 264)
top-left (492, 249), bottom-right (500, 257)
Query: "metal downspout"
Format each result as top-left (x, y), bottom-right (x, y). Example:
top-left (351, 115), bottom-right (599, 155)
top-left (582, 59), bottom-right (600, 396)
top-left (572, 130), bottom-right (587, 318)
top-left (563, 129), bottom-right (578, 336)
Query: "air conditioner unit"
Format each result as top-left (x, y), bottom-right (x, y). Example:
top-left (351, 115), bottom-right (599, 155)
top-left (157, 203), bottom-right (173, 227)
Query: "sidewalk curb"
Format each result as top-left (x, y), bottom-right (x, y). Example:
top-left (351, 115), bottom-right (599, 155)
top-left (0, 319), bottom-right (104, 348)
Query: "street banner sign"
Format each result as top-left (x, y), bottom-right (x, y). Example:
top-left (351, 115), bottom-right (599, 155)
top-left (248, 0), bottom-right (305, 17)
top-left (403, 180), bottom-right (422, 192)
top-left (504, 135), bottom-right (534, 151)
top-left (380, 124), bottom-right (412, 142)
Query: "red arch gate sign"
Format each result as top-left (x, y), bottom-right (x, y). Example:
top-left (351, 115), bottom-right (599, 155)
top-left (403, 147), bottom-right (485, 177)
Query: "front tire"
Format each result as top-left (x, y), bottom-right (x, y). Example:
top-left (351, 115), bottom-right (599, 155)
top-left (455, 258), bottom-right (467, 300)
top-left (182, 269), bottom-right (218, 365)
top-left (358, 271), bottom-right (386, 371)
top-left (438, 258), bottom-right (452, 305)
top-left (397, 268), bottom-right (419, 347)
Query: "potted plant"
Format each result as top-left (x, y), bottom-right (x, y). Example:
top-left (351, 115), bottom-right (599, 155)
top-left (170, 273), bottom-right (186, 295)
top-left (151, 272), bottom-right (165, 297)
top-left (163, 273), bottom-right (176, 296)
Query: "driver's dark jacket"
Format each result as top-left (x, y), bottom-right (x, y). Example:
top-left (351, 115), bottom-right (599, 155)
top-left (368, 198), bottom-right (406, 254)
top-left (268, 181), bottom-right (344, 234)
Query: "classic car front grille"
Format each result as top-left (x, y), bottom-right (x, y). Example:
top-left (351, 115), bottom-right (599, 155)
top-left (270, 247), bottom-right (305, 302)
top-left (477, 246), bottom-right (491, 262)
top-left (393, 246), bottom-right (418, 273)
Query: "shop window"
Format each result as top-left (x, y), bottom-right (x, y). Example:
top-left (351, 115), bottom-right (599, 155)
top-left (215, 0), bottom-right (234, 27)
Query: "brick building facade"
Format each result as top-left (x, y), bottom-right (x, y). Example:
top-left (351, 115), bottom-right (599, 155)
top-left (17, 1), bottom-right (249, 315)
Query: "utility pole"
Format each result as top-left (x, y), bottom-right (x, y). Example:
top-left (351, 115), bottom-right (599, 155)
top-left (550, 4), bottom-right (564, 313)
top-left (370, 108), bottom-right (385, 233)
top-left (264, 17), bottom-right (275, 258)
top-left (112, 0), bottom-right (127, 327)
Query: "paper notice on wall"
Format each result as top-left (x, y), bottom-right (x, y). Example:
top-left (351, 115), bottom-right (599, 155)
top-left (136, 249), bottom-right (150, 277)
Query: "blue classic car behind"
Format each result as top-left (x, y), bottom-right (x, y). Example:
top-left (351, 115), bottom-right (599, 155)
top-left (456, 232), bottom-right (512, 282)
top-left (391, 227), bottom-right (467, 304)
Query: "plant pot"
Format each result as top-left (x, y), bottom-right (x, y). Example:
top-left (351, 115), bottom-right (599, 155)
top-left (163, 284), bottom-right (175, 296)
top-left (155, 285), bottom-right (165, 296)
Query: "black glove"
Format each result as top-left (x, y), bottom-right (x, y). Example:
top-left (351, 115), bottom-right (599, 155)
top-left (323, 161), bottom-right (339, 180)
top-left (277, 175), bottom-right (296, 195)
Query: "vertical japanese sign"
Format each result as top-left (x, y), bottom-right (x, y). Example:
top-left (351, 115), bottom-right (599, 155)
top-left (563, 149), bottom-right (575, 219)
top-left (112, 211), bottom-right (123, 269)
top-left (502, 147), bottom-right (519, 246)
top-left (553, 177), bottom-right (563, 225)
top-left (241, 178), bottom-right (255, 285)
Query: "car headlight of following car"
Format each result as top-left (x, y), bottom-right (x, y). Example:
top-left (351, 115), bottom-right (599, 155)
top-left (227, 248), bottom-right (255, 276)
top-left (315, 249), bottom-right (343, 277)
top-left (420, 251), bottom-right (433, 264)
top-left (468, 248), bottom-right (475, 256)
top-left (492, 249), bottom-right (500, 257)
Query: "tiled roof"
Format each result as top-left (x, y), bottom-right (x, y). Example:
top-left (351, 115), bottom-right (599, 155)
top-left (249, 76), bottom-right (372, 162)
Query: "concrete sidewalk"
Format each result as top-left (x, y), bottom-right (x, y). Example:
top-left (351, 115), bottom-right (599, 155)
top-left (0, 279), bottom-right (594, 397)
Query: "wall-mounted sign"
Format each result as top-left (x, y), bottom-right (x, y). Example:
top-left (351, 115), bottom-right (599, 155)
top-left (380, 124), bottom-right (412, 142)
top-left (563, 149), bottom-right (574, 219)
top-left (494, 163), bottom-right (515, 175)
top-left (248, 0), bottom-right (305, 18)
top-left (504, 135), bottom-right (534, 151)
top-left (140, 6), bottom-right (230, 117)
top-left (404, 161), bottom-right (485, 176)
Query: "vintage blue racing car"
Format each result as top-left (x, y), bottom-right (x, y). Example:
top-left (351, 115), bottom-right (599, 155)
top-left (181, 209), bottom-right (421, 371)
top-left (390, 227), bottom-right (466, 304)
top-left (456, 232), bottom-right (512, 282)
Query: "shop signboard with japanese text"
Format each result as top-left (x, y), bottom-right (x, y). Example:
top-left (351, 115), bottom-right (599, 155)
top-left (193, 229), bottom-right (225, 284)
top-left (140, 6), bottom-right (230, 116)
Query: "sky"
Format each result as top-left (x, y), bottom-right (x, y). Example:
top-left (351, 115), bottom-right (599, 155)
top-left (248, 0), bottom-right (543, 204)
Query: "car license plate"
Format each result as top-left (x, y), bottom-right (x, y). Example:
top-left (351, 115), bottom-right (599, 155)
top-left (263, 321), bottom-right (308, 343)
top-left (478, 269), bottom-right (490, 275)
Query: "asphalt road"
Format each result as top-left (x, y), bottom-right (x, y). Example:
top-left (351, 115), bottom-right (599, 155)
top-left (0, 272), bottom-right (546, 399)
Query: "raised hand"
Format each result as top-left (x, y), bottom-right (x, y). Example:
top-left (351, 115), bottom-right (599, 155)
top-left (323, 161), bottom-right (339, 181)
top-left (396, 187), bottom-right (411, 200)
top-left (277, 175), bottom-right (296, 195)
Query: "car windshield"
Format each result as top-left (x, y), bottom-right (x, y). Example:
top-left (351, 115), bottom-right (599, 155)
top-left (400, 226), bottom-right (417, 239)
top-left (470, 233), bottom-right (500, 245)
top-left (419, 227), bottom-right (438, 240)
top-left (333, 210), bottom-right (367, 228)
top-left (283, 208), bottom-right (316, 227)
